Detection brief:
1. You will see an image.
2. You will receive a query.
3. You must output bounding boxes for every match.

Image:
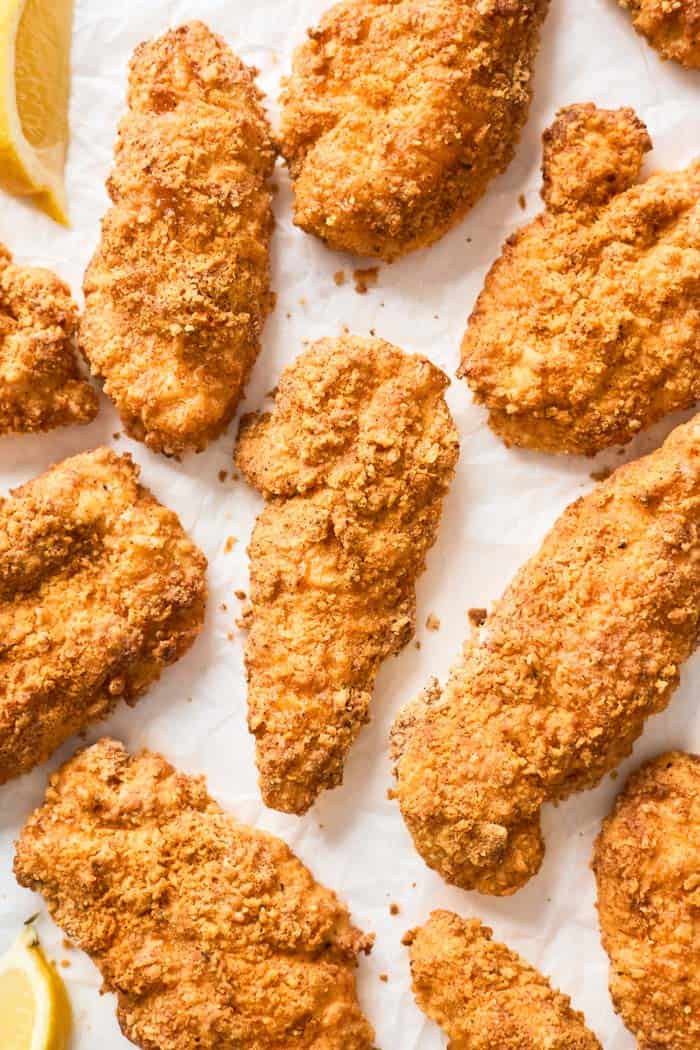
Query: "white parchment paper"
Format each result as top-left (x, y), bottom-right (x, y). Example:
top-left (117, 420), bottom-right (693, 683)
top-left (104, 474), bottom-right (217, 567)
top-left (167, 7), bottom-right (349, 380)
top-left (1, 1), bottom-right (699, 1046)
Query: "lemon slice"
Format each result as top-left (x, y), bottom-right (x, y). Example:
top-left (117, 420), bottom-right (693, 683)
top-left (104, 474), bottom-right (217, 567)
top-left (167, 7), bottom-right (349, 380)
top-left (0, 927), bottom-right (72, 1050)
top-left (0, 0), bottom-right (74, 224)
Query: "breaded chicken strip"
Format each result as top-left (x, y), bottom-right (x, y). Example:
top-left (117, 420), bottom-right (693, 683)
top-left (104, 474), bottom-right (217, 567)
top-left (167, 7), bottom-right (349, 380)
top-left (0, 449), bottom-right (206, 785)
top-left (593, 752), bottom-right (700, 1049)
top-left (618, 0), bottom-right (700, 68)
top-left (279, 0), bottom-right (549, 261)
top-left (235, 337), bottom-right (459, 814)
top-left (81, 22), bottom-right (275, 457)
top-left (460, 104), bottom-right (700, 455)
top-left (14, 738), bottom-right (375, 1050)
top-left (0, 245), bottom-right (97, 433)
top-left (392, 415), bottom-right (700, 895)
top-left (405, 910), bottom-right (601, 1049)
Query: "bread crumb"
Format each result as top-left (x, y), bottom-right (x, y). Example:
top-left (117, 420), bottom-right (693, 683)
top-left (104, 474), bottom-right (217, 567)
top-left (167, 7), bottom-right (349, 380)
top-left (60, 959), bottom-right (70, 969)
top-left (425, 613), bottom-right (440, 631)
top-left (379, 973), bottom-right (389, 983)
top-left (334, 270), bottom-right (346, 286)
top-left (112, 432), bottom-right (121, 440)
top-left (415, 640), bottom-right (421, 650)
top-left (353, 266), bottom-right (379, 294)
top-left (218, 470), bottom-right (228, 483)
top-left (518, 192), bottom-right (527, 210)
top-left (220, 602), bottom-right (228, 612)
top-left (468, 607), bottom-right (488, 628)
top-left (224, 536), bottom-right (237, 553)
top-left (390, 902), bottom-right (400, 916)
top-left (591, 466), bottom-right (612, 482)
top-left (234, 589), bottom-right (247, 601)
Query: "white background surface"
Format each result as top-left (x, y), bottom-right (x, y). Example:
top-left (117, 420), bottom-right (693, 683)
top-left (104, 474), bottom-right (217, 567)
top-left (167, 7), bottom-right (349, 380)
top-left (1, 1), bottom-right (699, 1046)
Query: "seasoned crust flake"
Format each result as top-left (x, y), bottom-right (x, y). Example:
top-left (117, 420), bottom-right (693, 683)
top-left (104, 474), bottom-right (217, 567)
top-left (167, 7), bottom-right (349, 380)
top-left (0, 448), bottom-right (207, 784)
top-left (392, 415), bottom-right (700, 894)
top-left (280, 0), bottom-right (549, 261)
top-left (460, 103), bottom-right (700, 455)
top-left (235, 336), bottom-right (459, 814)
top-left (80, 22), bottom-right (276, 457)
top-left (14, 739), bottom-right (375, 1050)
top-left (593, 751), bottom-right (700, 1050)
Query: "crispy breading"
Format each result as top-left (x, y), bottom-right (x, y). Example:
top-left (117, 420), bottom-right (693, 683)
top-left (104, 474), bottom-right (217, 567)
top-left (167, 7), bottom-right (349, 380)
top-left (0, 244), bottom-right (97, 433)
top-left (405, 910), bottom-right (601, 1049)
top-left (593, 751), bottom-right (700, 1050)
top-left (618, 0), bottom-right (700, 68)
top-left (0, 449), bottom-right (206, 785)
top-left (392, 415), bottom-right (700, 895)
top-left (80, 22), bottom-right (276, 457)
top-left (14, 738), bottom-right (375, 1050)
top-left (279, 0), bottom-right (549, 261)
top-left (235, 336), bottom-right (459, 814)
top-left (459, 103), bottom-right (700, 455)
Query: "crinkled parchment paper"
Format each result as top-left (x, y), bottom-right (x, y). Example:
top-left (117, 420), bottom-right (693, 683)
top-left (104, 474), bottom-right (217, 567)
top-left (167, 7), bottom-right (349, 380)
top-left (1, 1), bottom-right (699, 1046)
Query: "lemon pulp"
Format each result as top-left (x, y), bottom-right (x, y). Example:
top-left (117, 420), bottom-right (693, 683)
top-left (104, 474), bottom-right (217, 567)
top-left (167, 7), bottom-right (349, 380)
top-left (0, 967), bottom-right (35, 1048)
top-left (16, 0), bottom-right (71, 161)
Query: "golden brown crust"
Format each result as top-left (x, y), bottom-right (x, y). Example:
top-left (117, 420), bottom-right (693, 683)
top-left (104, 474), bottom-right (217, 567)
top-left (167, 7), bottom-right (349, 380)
top-left (406, 910), bottom-right (601, 1049)
top-left (0, 449), bottom-right (207, 784)
top-left (0, 245), bottom-right (97, 433)
top-left (619, 0), bottom-right (700, 68)
top-left (392, 416), bottom-right (700, 894)
top-left (80, 22), bottom-right (276, 457)
top-left (14, 739), bottom-right (375, 1050)
top-left (279, 0), bottom-right (549, 261)
top-left (593, 751), bottom-right (700, 1049)
top-left (235, 336), bottom-right (459, 814)
top-left (459, 103), bottom-right (700, 455)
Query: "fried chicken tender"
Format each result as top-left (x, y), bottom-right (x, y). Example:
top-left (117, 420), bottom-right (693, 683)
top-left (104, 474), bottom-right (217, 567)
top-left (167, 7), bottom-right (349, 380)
top-left (0, 449), bottom-right (206, 785)
top-left (618, 0), bottom-right (700, 68)
top-left (460, 103), bottom-right (700, 455)
top-left (14, 738), bottom-right (375, 1050)
top-left (593, 751), bottom-right (700, 1049)
top-left (0, 244), bottom-right (97, 434)
top-left (405, 910), bottom-right (601, 1049)
top-left (235, 336), bottom-right (459, 814)
top-left (392, 415), bottom-right (700, 895)
top-left (80, 22), bottom-right (275, 457)
top-left (279, 0), bottom-right (549, 261)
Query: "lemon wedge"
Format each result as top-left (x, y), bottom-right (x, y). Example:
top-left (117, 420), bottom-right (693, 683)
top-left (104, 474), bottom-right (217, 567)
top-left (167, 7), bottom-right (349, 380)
top-left (0, 927), bottom-right (72, 1050)
top-left (0, 0), bottom-right (74, 224)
